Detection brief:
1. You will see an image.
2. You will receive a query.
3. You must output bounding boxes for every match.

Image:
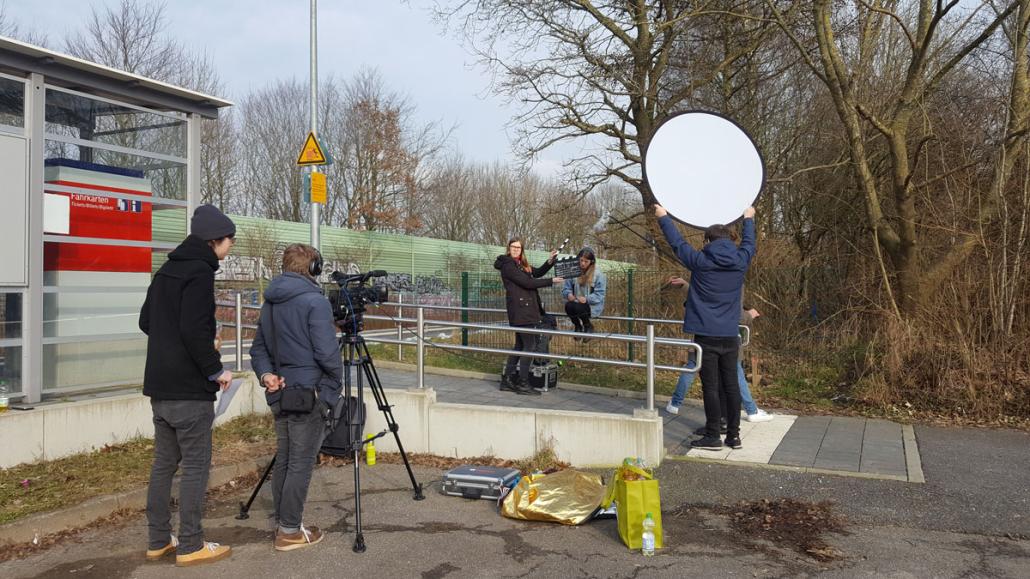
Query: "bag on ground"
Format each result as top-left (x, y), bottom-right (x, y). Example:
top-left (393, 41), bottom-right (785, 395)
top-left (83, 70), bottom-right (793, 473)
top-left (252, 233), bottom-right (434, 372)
top-left (320, 396), bottom-right (366, 456)
top-left (602, 463), bottom-right (664, 550)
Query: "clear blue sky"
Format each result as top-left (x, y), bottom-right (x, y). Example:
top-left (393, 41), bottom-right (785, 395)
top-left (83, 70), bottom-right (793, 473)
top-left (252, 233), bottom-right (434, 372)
top-left (4, 0), bottom-right (570, 174)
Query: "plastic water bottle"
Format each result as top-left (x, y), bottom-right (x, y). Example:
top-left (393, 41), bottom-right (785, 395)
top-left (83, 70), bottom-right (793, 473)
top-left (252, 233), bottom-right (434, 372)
top-left (641, 513), bottom-right (656, 556)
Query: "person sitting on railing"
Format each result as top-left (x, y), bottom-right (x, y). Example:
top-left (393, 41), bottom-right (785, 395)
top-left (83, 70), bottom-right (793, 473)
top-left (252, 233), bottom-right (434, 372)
top-left (562, 247), bottom-right (607, 340)
top-left (494, 236), bottom-right (563, 395)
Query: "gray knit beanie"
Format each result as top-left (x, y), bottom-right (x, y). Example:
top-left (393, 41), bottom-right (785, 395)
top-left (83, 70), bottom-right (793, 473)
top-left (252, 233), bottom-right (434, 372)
top-left (190, 204), bottom-right (236, 241)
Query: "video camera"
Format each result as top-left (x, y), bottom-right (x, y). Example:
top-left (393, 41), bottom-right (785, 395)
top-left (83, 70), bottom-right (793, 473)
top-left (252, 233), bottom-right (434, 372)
top-left (326, 270), bottom-right (389, 333)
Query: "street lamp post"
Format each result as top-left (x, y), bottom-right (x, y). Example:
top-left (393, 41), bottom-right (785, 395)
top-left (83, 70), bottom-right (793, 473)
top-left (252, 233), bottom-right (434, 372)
top-left (309, 0), bottom-right (320, 250)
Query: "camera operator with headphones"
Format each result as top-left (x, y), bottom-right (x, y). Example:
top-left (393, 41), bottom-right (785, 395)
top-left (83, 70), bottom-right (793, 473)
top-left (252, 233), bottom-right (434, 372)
top-left (250, 244), bottom-right (342, 552)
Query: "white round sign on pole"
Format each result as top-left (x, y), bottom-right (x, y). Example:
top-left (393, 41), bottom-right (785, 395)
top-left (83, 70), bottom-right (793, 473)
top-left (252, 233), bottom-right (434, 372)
top-left (643, 111), bottom-right (764, 229)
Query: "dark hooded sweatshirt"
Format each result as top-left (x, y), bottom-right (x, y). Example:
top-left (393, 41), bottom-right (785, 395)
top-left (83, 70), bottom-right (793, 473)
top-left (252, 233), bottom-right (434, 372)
top-left (659, 215), bottom-right (756, 338)
top-left (494, 254), bottom-right (554, 326)
top-left (249, 272), bottom-right (343, 407)
top-left (139, 235), bottom-right (224, 401)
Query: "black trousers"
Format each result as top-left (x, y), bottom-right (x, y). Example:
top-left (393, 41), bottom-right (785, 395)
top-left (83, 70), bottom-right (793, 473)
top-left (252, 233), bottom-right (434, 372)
top-left (696, 335), bottom-right (741, 439)
top-left (564, 301), bottom-right (592, 330)
top-left (503, 326), bottom-right (539, 383)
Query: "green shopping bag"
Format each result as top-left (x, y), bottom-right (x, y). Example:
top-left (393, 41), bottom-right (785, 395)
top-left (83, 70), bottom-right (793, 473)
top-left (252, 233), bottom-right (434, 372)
top-left (602, 464), bottom-right (663, 550)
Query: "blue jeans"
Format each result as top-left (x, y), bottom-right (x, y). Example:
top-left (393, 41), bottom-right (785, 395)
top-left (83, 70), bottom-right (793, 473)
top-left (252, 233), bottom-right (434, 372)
top-left (671, 360), bottom-right (757, 416)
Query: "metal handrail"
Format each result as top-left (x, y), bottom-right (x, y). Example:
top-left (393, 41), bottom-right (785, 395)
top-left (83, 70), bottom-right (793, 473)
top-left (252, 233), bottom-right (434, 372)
top-left (364, 315), bottom-right (701, 347)
top-left (218, 295), bottom-right (740, 411)
top-left (362, 336), bottom-right (691, 373)
top-left (377, 301), bottom-right (683, 326)
top-left (368, 307), bottom-right (701, 411)
top-left (374, 301), bottom-right (752, 343)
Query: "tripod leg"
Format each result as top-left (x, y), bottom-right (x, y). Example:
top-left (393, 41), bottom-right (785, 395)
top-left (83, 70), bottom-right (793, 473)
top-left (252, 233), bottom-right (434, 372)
top-left (358, 339), bottom-right (425, 501)
top-left (345, 338), bottom-right (367, 553)
top-left (236, 456), bottom-right (276, 520)
top-left (352, 445), bottom-right (366, 553)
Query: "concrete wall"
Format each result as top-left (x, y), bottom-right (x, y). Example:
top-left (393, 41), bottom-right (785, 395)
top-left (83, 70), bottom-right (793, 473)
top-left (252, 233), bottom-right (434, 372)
top-left (1, 377), bottom-right (663, 469)
top-left (0, 375), bottom-right (267, 468)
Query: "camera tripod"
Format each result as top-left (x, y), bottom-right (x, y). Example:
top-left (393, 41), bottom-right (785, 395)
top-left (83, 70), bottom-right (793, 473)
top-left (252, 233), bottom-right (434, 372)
top-left (236, 331), bottom-right (425, 553)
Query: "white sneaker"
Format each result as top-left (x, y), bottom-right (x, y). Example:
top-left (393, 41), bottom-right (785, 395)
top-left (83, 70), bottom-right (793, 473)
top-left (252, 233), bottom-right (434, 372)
top-left (665, 402), bottom-right (679, 415)
top-left (745, 409), bottom-right (773, 422)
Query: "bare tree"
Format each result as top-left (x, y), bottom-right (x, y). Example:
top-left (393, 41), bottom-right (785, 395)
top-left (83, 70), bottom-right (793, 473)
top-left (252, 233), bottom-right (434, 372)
top-left (767, 0), bottom-right (1019, 314)
top-left (422, 154), bottom-right (481, 241)
top-left (237, 79), bottom-right (308, 221)
top-left (436, 1), bottom-right (777, 212)
top-left (61, 0), bottom-right (233, 212)
top-left (0, 2), bottom-right (50, 46)
top-left (65, 0), bottom-right (184, 80)
top-left (334, 69), bottom-right (450, 233)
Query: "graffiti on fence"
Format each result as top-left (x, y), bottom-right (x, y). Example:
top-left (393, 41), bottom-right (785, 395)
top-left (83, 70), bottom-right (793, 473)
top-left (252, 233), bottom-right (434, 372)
top-left (217, 253), bottom-right (452, 297)
top-left (384, 273), bottom-right (451, 295)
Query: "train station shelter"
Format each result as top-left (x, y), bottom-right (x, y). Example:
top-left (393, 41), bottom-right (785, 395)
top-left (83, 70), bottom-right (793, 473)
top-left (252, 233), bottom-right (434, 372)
top-left (0, 36), bottom-right (232, 403)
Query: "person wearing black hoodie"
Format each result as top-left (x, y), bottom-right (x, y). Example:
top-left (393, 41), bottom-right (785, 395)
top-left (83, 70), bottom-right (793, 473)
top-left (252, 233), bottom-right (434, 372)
top-left (249, 243), bottom-right (343, 552)
top-left (139, 204), bottom-right (235, 567)
top-left (494, 236), bottom-right (563, 395)
top-left (656, 204), bottom-right (757, 451)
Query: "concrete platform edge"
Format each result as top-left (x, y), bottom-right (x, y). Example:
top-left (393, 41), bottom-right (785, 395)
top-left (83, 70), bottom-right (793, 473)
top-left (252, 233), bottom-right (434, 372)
top-left (902, 424), bottom-right (926, 484)
top-left (664, 453), bottom-right (912, 483)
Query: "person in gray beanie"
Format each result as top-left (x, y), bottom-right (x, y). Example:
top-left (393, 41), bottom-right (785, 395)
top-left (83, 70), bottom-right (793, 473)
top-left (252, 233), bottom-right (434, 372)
top-left (139, 204), bottom-right (236, 566)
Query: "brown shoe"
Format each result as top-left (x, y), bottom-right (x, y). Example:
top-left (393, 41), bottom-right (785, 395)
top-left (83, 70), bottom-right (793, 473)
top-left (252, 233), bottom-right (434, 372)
top-left (274, 525), bottom-right (324, 551)
top-left (175, 542), bottom-right (231, 567)
top-left (145, 535), bottom-right (178, 561)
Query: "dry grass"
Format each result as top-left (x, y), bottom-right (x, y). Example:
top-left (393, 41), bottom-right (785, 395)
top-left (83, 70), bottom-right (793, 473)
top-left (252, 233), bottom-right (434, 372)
top-left (0, 414), bottom-right (275, 526)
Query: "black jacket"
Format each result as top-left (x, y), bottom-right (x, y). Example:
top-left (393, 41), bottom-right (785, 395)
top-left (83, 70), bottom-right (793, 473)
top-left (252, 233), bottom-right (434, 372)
top-left (139, 235), bottom-right (224, 401)
top-left (494, 254), bottom-right (554, 326)
top-left (249, 272), bottom-right (343, 406)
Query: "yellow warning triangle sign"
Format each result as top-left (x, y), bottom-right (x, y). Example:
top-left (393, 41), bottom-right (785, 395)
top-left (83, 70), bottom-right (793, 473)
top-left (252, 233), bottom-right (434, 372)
top-left (296, 132), bottom-right (328, 166)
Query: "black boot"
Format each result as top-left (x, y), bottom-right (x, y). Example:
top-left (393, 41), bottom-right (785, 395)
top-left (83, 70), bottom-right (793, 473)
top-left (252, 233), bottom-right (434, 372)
top-left (500, 372), bottom-right (519, 392)
top-left (582, 318), bottom-right (594, 342)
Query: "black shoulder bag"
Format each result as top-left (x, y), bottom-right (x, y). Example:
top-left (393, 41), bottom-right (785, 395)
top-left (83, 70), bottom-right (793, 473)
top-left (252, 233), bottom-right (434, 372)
top-left (268, 304), bottom-right (317, 413)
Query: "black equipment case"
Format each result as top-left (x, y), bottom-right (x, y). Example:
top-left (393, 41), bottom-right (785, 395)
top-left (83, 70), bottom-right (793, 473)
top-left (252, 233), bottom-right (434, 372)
top-left (529, 362), bottom-right (558, 392)
top-left (441, 465), bottom-right (520, 500)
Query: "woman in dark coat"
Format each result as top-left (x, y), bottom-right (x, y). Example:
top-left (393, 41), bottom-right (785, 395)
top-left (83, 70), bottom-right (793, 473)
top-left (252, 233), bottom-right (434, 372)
top-left (493, 236), bottom-right (563, 394)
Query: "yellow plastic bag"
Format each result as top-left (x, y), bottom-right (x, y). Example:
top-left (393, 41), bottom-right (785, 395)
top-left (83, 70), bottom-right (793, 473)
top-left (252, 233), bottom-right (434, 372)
top-left (500, 470), bottom-right (605, 525)
top-left (602, 463), bottom-right (663, 550)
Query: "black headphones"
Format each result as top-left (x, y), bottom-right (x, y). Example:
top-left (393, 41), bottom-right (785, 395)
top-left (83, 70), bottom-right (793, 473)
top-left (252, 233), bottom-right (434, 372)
top-left (309, 248), bottom-right (324, 278)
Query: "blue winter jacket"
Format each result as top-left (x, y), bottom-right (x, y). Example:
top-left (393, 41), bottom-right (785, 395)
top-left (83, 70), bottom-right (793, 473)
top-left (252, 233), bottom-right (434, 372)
top-left (659, 215), bottom-right (756, 338)
top-left (250, 272), bottom-right (343, 406)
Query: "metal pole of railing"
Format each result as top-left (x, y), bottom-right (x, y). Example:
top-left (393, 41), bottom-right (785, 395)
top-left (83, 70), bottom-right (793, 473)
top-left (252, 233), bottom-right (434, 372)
top-left (645, 324), bottom-right (655, 411)
top-left (234, 292), bottom-right (244, 371)
top-left (416, 307), bottom-right (425, 389)
top-left (397, 293), bottom-right (403, 361)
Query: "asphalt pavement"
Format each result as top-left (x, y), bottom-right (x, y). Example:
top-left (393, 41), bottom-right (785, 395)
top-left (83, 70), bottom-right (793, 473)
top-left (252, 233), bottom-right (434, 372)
top-left (3, 422), bottom-right (1028, 578)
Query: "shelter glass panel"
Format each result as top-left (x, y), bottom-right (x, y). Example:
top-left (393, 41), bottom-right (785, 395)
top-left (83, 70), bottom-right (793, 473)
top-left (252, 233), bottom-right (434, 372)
top-left (0, 76), bottom-right (24, 130)
top-left (1, 345), bottom-right (21, 395)
top-left (45, 88), bottom-right (186, 158)
top-left (41, 130), bottom-right (188, 392)
top-left (45, 140), bottom-right (186, 201)
top-left (1, 292), bottom-right (22, 341)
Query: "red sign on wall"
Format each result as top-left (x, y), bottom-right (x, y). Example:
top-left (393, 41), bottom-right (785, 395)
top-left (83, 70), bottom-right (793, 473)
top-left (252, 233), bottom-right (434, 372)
top-left (43, 162), bottom-right (153, 273)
